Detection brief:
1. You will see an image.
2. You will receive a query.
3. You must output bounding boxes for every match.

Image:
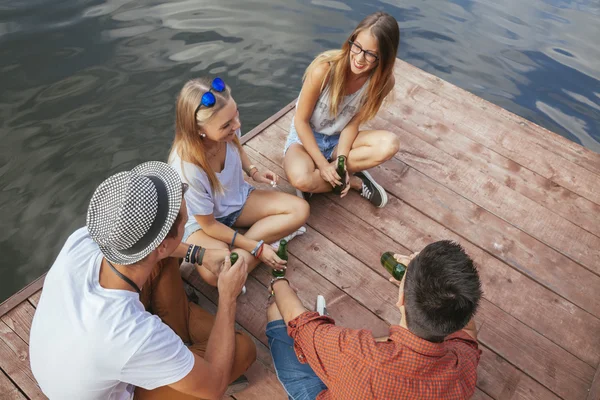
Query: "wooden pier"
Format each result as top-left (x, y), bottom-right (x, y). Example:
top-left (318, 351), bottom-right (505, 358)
top-left (1, 59), bottom-right (599, 399)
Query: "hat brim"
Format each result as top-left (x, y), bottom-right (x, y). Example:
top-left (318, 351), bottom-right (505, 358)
top-left (99, 161), bottom-right (183, 265)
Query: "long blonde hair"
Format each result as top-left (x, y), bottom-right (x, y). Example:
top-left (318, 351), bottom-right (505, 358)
top-left (169, 77), bottom-right (242, 195)
top-left (304, 12), bottom-right (400, 123)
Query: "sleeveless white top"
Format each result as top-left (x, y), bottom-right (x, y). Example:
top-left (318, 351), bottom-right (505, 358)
top-left (298, 78), bottom-right (369, 136)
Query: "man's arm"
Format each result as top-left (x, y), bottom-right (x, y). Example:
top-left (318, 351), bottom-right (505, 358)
top-left (169, 256), bottom-right (248, 399)
top-left (272, 279), bottom-right (379, 388)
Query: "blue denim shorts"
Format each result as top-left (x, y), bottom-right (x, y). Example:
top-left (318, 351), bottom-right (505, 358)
top-left (284, 124), bottom-right (340, 162)
top-left (266, 319), bottom-right (327, 400)
top-left (182, 187), bottom-right (255, 242)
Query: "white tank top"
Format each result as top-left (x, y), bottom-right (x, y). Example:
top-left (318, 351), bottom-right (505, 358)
top-left (298, 78), bottom-right (369, 136)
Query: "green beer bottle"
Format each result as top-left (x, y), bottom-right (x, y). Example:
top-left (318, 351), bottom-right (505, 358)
top-left (332, 155), bottom-right (347, 195)
top-left (273, 240), bottom-right (288, 277)
top-left (381, 252), bottom-right (407, 281)
top-left (230, 252), bottom-right (239, 265)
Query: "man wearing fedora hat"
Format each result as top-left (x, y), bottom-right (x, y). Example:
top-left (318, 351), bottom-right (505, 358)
top-left (30, 161), bottom-right (256, 399)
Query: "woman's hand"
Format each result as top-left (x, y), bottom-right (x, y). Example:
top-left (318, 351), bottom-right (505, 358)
top-left (252, 169), bottom-right (279, 187)
top-left (319, 160), bottom-right (342, 188)
top-left (259, 245), bottom-right (287, 270)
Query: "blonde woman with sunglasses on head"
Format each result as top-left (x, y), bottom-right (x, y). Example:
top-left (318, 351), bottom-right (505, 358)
top-left (284, 12), bottom-right (401, 208)
top-left (169, 77), bottom-right (309, 286)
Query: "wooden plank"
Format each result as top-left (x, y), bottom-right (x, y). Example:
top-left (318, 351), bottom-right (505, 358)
top-left (390, 77), bottom-right (600, 206)
top-left (28, 291), bottom-right (41, 309)
top-left (378, 102), bottom-right (600, 237)
top-left (240, 100), bottom-right (296, 146)
top-left (0, 275), bottom-right (45, 318)
top-left (477, 347), bottom-right (559, 400)
top-left (394, 59), bottom-right (600, 178)
top-left (588, 366), bottom-right (600, 400)
top-left (0, 321), bottom-right (45, 399)
top-left (472, 388), bottom-right (494, 400)
top-left (372, 112), bottom-right (600, 275)
top-left (0, 369), bottom-right (27, 400)
top-left (1, 301), bottom-right (35, 344)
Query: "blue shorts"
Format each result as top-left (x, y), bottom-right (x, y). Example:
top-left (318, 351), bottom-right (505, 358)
top-left (182, 186), bottom-right (255, 242)
top-left (266, 319), bottom-right (327, 400)
top-left (284, 124), bottom-right (340, 162)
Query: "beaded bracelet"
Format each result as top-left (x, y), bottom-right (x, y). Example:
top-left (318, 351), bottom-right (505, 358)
top-left (184, 244), bottom-right (194, 263)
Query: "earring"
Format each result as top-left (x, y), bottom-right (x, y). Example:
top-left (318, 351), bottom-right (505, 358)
top-left (200, 133), bottom-right (206, 138)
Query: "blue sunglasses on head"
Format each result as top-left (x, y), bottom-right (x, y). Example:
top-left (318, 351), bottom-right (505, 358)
top-left (194, 77), bottom-right (226, 116)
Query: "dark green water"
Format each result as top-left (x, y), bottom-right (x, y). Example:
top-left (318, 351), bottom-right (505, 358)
top-left (1, 0), bottom-right (598, 302)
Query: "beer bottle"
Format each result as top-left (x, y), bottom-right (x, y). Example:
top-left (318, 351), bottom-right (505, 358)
top-left (230, 252), bottom-right (246, 295)
top-left (332, 155), bottom-right (347, 195)
top-left (381, 251), bottom-right (407, 281)
top-left (273, 240), bottom-right (287, 277)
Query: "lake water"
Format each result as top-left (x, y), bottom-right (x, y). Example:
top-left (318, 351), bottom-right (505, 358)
top-left (0, 0), bottom-right (598, 302)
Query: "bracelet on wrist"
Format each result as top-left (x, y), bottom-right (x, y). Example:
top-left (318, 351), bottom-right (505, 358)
top-left (184, 244), bottom-right (194, 263)
top-left (247, 165), bottom-right (258, 177)
top-left (251, 240), bottom-right (264, 257)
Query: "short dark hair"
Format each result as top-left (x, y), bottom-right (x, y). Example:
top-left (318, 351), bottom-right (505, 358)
top-left (404, 240), bottom-right (482, 342)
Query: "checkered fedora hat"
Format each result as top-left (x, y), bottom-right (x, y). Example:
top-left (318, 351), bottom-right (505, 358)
top-left (86, 161), bottom-right (183, 265)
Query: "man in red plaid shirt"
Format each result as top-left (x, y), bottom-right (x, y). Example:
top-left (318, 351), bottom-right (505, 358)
top-left (266, 240), bottom-right (483, 400)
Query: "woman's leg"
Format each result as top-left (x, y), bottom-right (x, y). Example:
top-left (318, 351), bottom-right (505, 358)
top-left (234, 190), bottom-right (309, 272)
top-left (284, 144), bottom-right (334, 193)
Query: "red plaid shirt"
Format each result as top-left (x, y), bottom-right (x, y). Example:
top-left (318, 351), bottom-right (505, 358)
top-left (288, 311), bottom-right (481, 400)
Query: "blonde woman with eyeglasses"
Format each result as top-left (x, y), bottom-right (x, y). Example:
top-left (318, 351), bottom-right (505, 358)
top-left (284, 12), bottom-right (401, 208)
top-left (169, 77), bottom-right (309, 286)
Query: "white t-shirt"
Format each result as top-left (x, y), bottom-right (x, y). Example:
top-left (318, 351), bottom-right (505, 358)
top-left (169, 131), bottom-right (253, 229)
top-left (29, 227), bottom-right (195, 400)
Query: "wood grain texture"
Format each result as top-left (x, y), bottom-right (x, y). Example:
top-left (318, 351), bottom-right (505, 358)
top-left (0, 369), bottom-right (26, 400)
top-left (0, 321), bottom-right (46, 399)
top-left (1, 302), bottom-right (36, 344)
top-left (394, 59), bottom-right (600, 179)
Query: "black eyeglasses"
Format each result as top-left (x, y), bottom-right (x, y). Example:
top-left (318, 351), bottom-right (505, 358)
top-left (348, 41), bottom-right (379, 63)
top-left (194, 77), bottom-right (226, 117)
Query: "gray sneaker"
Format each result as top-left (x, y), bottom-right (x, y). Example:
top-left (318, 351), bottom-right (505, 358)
top-left (355, 171), bottom-right (388, 208)
top-left (225, 374), bottom-right (250, 396)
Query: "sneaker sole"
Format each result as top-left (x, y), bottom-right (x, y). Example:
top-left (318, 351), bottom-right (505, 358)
top-left (359, 170), bottom-right (388, 208)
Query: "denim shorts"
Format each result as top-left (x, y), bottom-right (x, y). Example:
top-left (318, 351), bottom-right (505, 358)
top-left (284, 124), bottom-right (340, 162)
top-left (266, 319), bottom-right (327, 400)
top-left (182, 187), bottom-right (255, 242)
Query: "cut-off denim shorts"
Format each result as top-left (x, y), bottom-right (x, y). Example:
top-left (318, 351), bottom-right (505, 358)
top-left (284, 124), bottom-right (340, 162)
top-left (266, 319), bottom-right (327, 400)
top-left (182, 186), bottom-right (255, 243)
